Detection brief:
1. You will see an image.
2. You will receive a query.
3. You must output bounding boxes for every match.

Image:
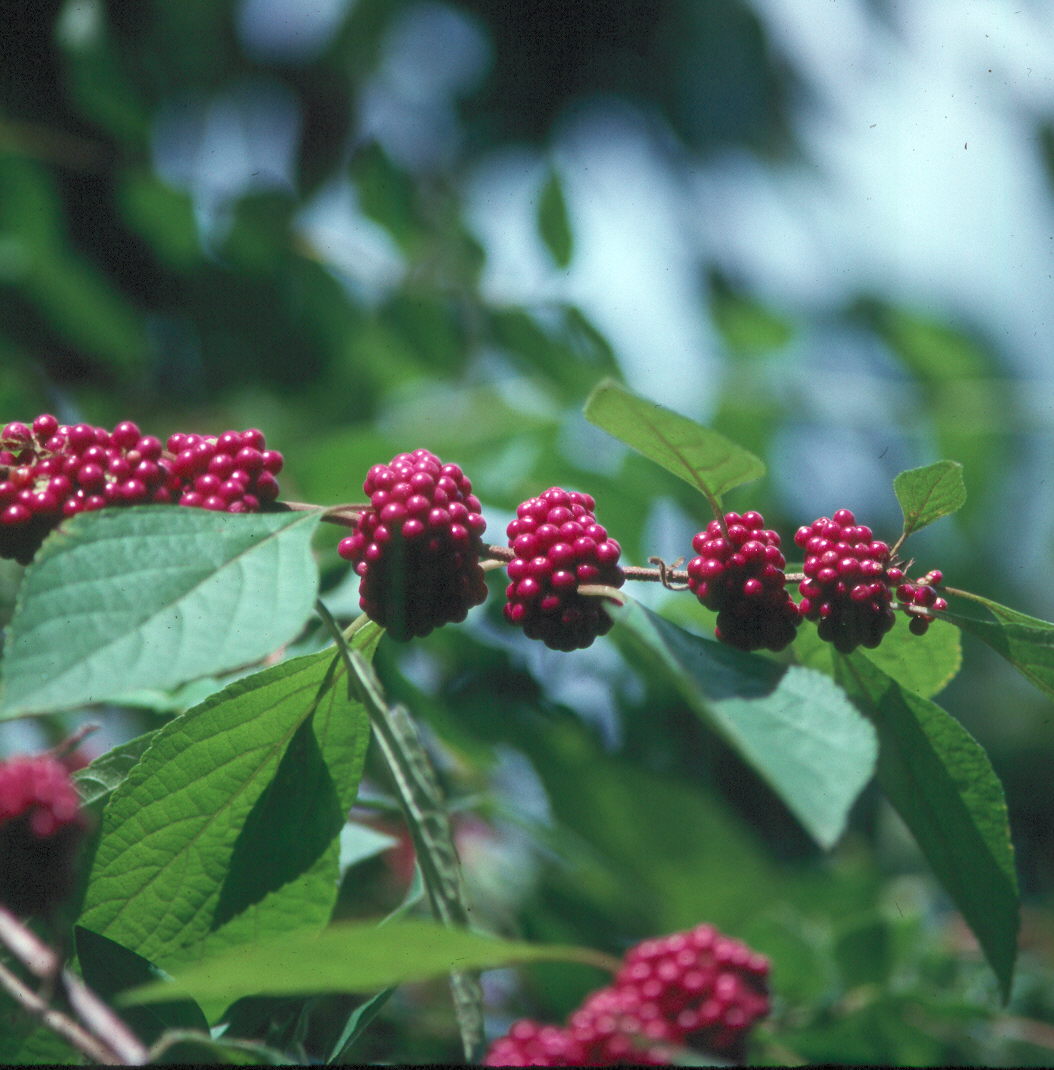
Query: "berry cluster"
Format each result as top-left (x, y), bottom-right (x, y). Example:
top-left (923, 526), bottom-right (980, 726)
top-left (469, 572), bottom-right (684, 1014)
top-left (686, 511), bottom-right (800, 652)
top-left (484, 923), bottom-right (771, 1066)
top-left (895, 569), bottom-right (948, 636)
top-left (0, 415), bottom-right (284, 564)
top-left (165, 429), bottom-right (283, 512)
top-left (503, 488), bottom-right (624, 652)
top-left (0, 755), bottom-right (87, 916)
top-left (337, 449), bottom-right (489, 641)
top-left (794, 509), bottom-right (902, 653)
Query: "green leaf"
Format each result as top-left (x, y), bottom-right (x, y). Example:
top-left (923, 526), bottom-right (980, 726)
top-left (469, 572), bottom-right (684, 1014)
top-left (893, 461), bottom-right (967, 538)
top-left (0, 507), bottom-right (322, 717)
top-left (795, 618), bottom-right (961, 700)
top-left (947, 596), bottom-right (1054, 699)
top-left (537, 167), bottom-right (573, 268)
top-left (150, 1031), bottom-right (291, 1066)
top-left (73, 731), bottom-right (158, 808)
top-left (835, 653), bottom-right (1019, 1000)
top-left (608, 599), bottom-right (877, 849)
top-left (584, 379), bottom-right (765, 510)
top-left (76, 633), bottom-right (375, 970)
top-left (75, 926), bottom-right (209, 1045)
top-left (123, 918), bottom-right (614, 1010)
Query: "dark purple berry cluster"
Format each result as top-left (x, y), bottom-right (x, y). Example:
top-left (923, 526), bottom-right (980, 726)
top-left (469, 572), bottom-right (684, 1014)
top-left (0, 416), bottom-right (169, 564)
top-left (504, 488), bottom-right (624, 652)
top-left (0, 755), bottom-right (87, 916)
top-left (0, 416), bottom-right (286, 564)
top-left (484, 923), bottom-right (771, 1067)
top-left (337, 449), bottom-right (489, 641)
top-left (794, 508), bottom-right (898, 653)
top-left (165, 429), bottom-right (283, 512)
top-left (686, 511), bottom-right (800, 652)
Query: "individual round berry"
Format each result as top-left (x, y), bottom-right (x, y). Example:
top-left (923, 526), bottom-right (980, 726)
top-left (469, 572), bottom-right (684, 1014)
top-left (686, 511), bottom-right (800, 652)
top-left (483, 1020), bottom-right (575, 1067)
top-left (794, 509), bottom-right (898, 653)
top-left (0, 755), bottom-right (87, 916)
top-left (504, 488), bottom-right (624, 652)
top-left (337, 449), bottom-right (489, 640)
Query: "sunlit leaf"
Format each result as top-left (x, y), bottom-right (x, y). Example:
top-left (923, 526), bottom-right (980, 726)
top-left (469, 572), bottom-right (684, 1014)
top-left (894, 461), bottom-right (966, 538)
top-left (608, 598), bottom-right (876, 849)
top-left (0, 507), bottom-right (321, 716)
top-left (584, 379), bottom-right (765, 510)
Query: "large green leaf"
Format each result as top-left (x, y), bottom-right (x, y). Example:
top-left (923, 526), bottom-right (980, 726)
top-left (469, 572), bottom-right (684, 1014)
top-left (0, 507), bottom-right (321, 716)
top-left (835, 654), bottom-right (1019, 1000)
top-left (947, 596), bottom-right (1054, 699)
top-left (795, 617), bottom-right (961, 700)
top-left (123, 919), bottom-right (614, 1011)
top-left (537, 167), bottom-right (573, 268)
top-left (608, 599), bottom-right (876, 849)
top-left (76, 633), bottom-right (375, 970)
top-left (584, 379), bottom-right (765, 511)
top-left (893, 461), bottom-right (966, 538)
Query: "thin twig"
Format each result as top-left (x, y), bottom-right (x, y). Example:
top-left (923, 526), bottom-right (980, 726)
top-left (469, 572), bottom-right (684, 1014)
top-left (0, 906), bottom-right (57, 976)
top-left (0, 960), bottom-right (119, 1065)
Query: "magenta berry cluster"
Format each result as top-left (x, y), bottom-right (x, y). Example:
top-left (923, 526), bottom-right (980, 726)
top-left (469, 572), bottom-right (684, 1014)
top-left (0, 415), bottom-right (285, 564)
top-left (337, 448), bottom-right (489, 641)
top-left (895, 569), bottom-right (948, 636)
top-left (503, 488), bottom-right (624, 652)
top-left (794, 508), bottom-right (899, 653)
top-left (0, 416), bottom-right (169, 564)
top-left (484, 923), bottom-right (771, 1067)
top-left (165, 429), bottom-right (283, 512)
top-left (0, 755), bottom-right (87, 916)
top-left (686, 510), bottom-right (800, 652)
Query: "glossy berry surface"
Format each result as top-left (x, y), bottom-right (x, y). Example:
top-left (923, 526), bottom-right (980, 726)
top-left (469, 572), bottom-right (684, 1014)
top-left (337, 449), bottom-right (488, 640)
top-left (483, 1020), bottom-right (574, 1067)
top-left (686, 511), bottom-right (800, 651)
top-left (165, 429), bottom-right (283, 513)
top-left (503, 487), bottom-right (624, 652)
top-left (484, 923), bottom-right (770, 1066)
top-left (0, 755), bottom-right (86, 916)
top-left (794, 508), bottom-right (897, 653)
top-left (0, 416), bottom-right (170, 564)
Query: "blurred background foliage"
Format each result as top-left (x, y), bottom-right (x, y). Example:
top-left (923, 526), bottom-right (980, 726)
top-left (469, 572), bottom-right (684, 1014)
top-left (2, 0), bottom-right (1054, 1064)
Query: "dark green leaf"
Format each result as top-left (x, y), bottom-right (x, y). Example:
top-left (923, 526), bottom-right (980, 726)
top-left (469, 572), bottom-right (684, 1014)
top-left (150, 1031), bottom-right (291, 1065)
top-left (124, 919), bottom-right (615, 1009)
top-left (947, 596), bottom-right (1054, 699)
top-left (894, 461), bottom-right (967, 538)
top-left (608, 599), bottom-right (876, 848)
top-left (0, 507), bottom-right (322, 716)
top-left (537, 168), bottom-right (573, 268)
top-left (75, 926), bottom-right (209, 1045)
top-left (836, 653), bottom-right (1018, 1000)
top-left (584, 379), bottom-right (765, 509)
top-left (76, 632), bottom-right (375, 971)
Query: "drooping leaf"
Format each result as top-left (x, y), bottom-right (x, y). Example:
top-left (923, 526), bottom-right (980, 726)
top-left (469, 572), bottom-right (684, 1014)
top-left (73, 731), bottom-right (158, 808)
top-left (893, 461), bottom-right (966, 538)
top-left (76, 632), bottom-right (375, 970)
top-left (795, 617), bottom-right (961, 700)
top-left (537, 167), bottom-right (573, 268)
top-left (75, 926), bottom-right (209, 1046)
top-left (584, 379), bottom-right (765, 511)
top-left (0, 507), bottom-right (322, 717)
top-left (835, 653), bottom-right (1019, 1000)
top-left (946, 595), bottom-right (1054, 699)
top-left (123, 918), bottom-right (615, 1010)
top-left (607, 598), bottom-right (876, 849)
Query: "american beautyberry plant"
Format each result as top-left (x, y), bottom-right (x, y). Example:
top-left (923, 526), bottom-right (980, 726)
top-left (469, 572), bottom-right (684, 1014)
top-left (0, 378), bottom-right (1046, 1065)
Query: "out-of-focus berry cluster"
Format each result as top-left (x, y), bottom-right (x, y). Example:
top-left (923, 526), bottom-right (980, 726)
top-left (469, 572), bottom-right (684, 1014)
top-left (484, 923), bottom-right (771, 1066)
